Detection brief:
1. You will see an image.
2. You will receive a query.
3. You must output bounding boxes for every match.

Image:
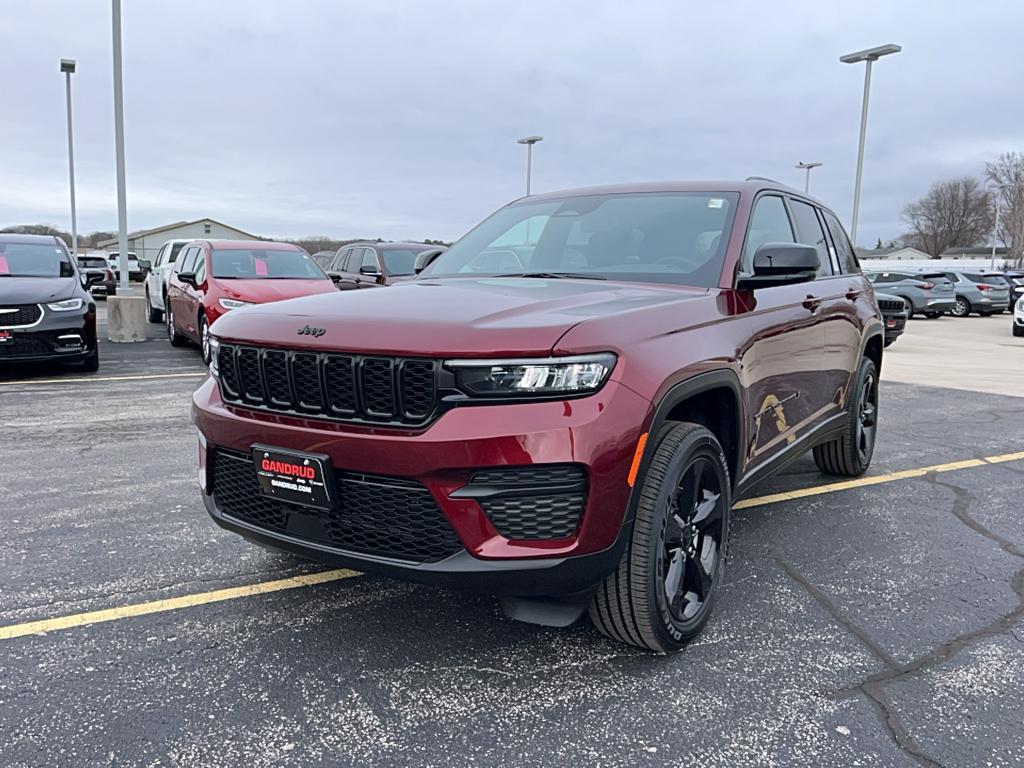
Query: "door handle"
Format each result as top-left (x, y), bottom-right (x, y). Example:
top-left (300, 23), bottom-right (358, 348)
top-left (802, 295), bottom-right (823, 311)
top-left (845, 288), bottom-right (862, 300)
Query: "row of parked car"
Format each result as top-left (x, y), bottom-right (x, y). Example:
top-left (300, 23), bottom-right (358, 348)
top-left (864, 268), bottom-right (1024, 338)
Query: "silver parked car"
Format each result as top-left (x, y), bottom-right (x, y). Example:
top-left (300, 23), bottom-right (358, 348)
top-left (864, 271), bottom-right (956, 318)
top-left (942, 271), bottom-right (1011, 317)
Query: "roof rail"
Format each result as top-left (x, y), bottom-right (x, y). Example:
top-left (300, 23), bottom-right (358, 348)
top-left (745, 175), bottom-right (783, 184)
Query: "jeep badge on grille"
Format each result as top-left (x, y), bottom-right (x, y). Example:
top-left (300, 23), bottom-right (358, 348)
top-left (297, 325), bottom-right (326, 337)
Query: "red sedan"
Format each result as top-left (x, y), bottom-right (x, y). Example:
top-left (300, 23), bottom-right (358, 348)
top-left (165, 240), bottom-right (336, 362)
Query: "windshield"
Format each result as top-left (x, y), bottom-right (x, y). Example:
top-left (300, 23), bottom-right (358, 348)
top-left (426, 192), bottom-right (740, 287)
top-left (0, 242), bottom-right (74, 278)
top-left (381, 248), bottom-right (425, 276)
top-left (210, 248), bottom-right (327, 280)
top-left (78, 257), bottom-right (108, 269)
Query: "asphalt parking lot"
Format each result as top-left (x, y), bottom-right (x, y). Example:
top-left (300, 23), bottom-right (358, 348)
top-left (2, 309), bottom-right (1023, 767)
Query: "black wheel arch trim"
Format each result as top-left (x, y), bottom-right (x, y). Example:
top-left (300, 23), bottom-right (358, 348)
top-left (623, 369), bottom-right (744, 529)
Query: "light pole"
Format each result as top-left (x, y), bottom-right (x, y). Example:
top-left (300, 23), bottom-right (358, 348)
top-left (840, 43), bottom-right (901, 246)
top-left (112, 0), bottom-right (130, 292)
top-left (517, 135), bottom-right (543, 196)
top-left (60, 59), bottom-right (78, 259)
top-left (795, 161), bottom-right (822, 194)
top-left (989, 183), bottom-right (1022, 270)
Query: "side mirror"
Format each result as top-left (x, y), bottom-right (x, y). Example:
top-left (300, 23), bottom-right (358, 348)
top-left (359, 264), bottom-right (381, 276)
top-left (138, 259), bottom-right (152, 273)
top-left (179, 271), bottom-right (198, 288)
top-left (414, 249), bottom-right (445, 275)
top-left (736, 243), bottom-right (819, 290)
top-left (328, 272), bottom-right (343, 283)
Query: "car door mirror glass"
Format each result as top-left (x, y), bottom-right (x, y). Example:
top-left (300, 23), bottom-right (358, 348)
top-left (179, 271), bottom-right (198, 288)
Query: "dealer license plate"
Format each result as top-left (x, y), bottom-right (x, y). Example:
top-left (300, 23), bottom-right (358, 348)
top-left (251, 445), bottom-right (335, 510)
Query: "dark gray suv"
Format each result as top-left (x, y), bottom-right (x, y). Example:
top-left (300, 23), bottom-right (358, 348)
top-left (864, 271), bottom-right (956, 318)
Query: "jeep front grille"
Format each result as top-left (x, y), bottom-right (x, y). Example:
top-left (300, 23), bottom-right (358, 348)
top-left (216, 343), bottom-right (439, 426)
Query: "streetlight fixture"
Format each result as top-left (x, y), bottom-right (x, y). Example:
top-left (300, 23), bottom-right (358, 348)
top-left (840, 43), bottom-right (901, 246)
top-left (60, 58), bottom-right (78, 259)
top-left (112, 0), bottom-right (130, 292)
top-left (517, 135), bottom-right (543, 196)
top-left (795, 161), bottom-right (822, 194)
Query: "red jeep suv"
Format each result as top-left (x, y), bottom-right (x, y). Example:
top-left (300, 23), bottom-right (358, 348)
top-left (192, 181), bottom-right (882, 652)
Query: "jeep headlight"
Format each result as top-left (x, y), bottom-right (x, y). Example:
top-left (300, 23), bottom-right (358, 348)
top-left (447, 353), bottom-right (616, 397)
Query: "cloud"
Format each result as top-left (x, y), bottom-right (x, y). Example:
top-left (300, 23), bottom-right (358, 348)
top-left (2, 0), bottom-right (1023, 246)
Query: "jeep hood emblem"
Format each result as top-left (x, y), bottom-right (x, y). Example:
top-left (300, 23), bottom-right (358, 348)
top-left (297, 325), bottom-right (326, 337)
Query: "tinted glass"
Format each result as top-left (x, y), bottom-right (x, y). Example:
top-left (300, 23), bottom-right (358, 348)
top-left (168, 242), bottom-right (187, 264)
top-left (965, 273), bottom-right (1005, 286)
top-left (177, 247), bottom-right (200, 274)
top-left (359, 248), bottom-right (379, 272)
top-left (789, 200), bottom-right (832, 276)
top-left (821, 211), bottom-right (859, 274)
top-left (380, 248), bottom-right (422, 276)
top-left (429, 192), bottom-right (740, 288)
top-left (194, 257), bottom-right (206, 283)
top-left (78, 257), bottom-right (108, 269)
top-left (332, 248), bottom-right (351, 271)
top-left (210, 248), bottom-right (327, 279)
top-left (742, 195), bottom-right (794, 272)
top-left (154, 245), bottom-right (167, 267)
top-left (0, 242), bottom-right (74, 277)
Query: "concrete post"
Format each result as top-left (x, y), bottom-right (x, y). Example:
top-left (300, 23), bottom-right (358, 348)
top-left (107, 295), bottom-right (148, 342)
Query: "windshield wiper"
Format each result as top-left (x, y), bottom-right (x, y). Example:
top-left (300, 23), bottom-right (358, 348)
top-left (494, 271), bottom-right (606, 280)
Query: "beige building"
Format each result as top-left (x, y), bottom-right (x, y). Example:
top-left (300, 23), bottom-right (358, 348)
top-left (96, 218), bottom-right (259, 262)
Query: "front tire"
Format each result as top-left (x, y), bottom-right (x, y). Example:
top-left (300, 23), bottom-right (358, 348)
top-left (923, 311), bottom-right (941, 319)
top-left (1013, 323), bottom-right (1024, 337)
top-left (76, 347), bottom-right (99, 373)
top-left (589, 422), bottom-right (731, 653)
top-left (200, 315), bottom-right (211, 364)
top-left (813, 356), bottom-right (878, 477)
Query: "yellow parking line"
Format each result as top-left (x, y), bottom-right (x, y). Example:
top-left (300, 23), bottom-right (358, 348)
top-left (0, 372), bottom-right (206, 387)
top-left (735, 451), bottom-right (1020, 509)
top-left (0, 569), bottom-right (359, 641)
top-left (0, 451), bottom-right (1020, 643)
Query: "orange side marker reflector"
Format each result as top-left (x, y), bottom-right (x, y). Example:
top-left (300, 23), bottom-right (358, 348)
top-left (627, 432), bottom-right (649, 487)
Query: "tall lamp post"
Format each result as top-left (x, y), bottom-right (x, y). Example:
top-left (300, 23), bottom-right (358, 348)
top-left (796, 161), bottom-right (822, 194)
top-left (60, 59), bottom-right (78, 259)
top-left (517, 135), bottom-right (543, 196)
top-left (989, 183), bottom-right (1022, 270)
top-left (840, 43), bottom-right (901, 246)
top-left (112, 0), bottom-right (130, 292)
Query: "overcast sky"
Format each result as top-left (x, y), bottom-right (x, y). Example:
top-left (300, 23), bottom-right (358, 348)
top-left (2, 1), bottom-right (1023, 246)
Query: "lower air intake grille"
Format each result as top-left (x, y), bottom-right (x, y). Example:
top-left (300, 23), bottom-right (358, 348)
top-left (467, 464), bottom-right (587, 540)
top-left (211, 449), bottom-right (463, 563)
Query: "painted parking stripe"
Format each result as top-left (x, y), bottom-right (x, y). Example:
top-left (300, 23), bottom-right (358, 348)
top-left (0, 451), bottom-right (1020, 642)
top-left (734, 451), bottom-right (1024, 509)
top-left (0, 569), bottom-right (360, 641)
top-left (0, 371), bottom-right (206, 387)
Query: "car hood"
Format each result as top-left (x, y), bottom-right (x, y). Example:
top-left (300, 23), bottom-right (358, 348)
top-left (218, 279), bottom-right (337, 304)
top-left (211, 277), bottom-right (706, 356)
top-left (0, 276), bottom-right (78, 304)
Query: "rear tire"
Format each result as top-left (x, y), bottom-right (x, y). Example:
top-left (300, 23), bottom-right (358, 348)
top-left (951, 297), bottom-right (971, 317)
top-left (589, 422), bottom-right (731, 653)
top-left (146, 289), bottom-right (163, 323)
top-left (897, 298), bottom-right (913, 319)
top-left (813, 356), bottom-right (878, 477)
top-left (167, 303), bottom-right (188, 347)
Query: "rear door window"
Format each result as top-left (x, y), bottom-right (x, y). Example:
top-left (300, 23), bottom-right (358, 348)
top-left (789, 199), bottom-right (833, 277)
top-left (821, 210), bottom-right (860, 274)
top-left (965, 273), bottom-right (1006, 286)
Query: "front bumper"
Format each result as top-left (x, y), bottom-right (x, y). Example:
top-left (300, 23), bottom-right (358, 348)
top-left (192, 376), bottom-right (652, 595)
top-left (882, 313), bottom-right (907, 342)
top-left (0, 304), bottom-right (96, 363)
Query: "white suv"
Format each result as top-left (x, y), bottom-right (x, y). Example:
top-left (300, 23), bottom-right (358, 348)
top-left (1013, 296), bottom-right (1024, 338)
top-left (144, 239), bottom-right (192, 322)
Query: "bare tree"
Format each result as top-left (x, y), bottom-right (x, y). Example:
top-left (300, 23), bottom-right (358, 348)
top-left (985, 152), bottom-right (1024, 267)
top-left (900, 177), bottom-right (993, 257)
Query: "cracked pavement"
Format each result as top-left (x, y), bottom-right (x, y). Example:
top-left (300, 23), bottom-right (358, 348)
top-left (1, 315), bottom-right (1023, 767)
